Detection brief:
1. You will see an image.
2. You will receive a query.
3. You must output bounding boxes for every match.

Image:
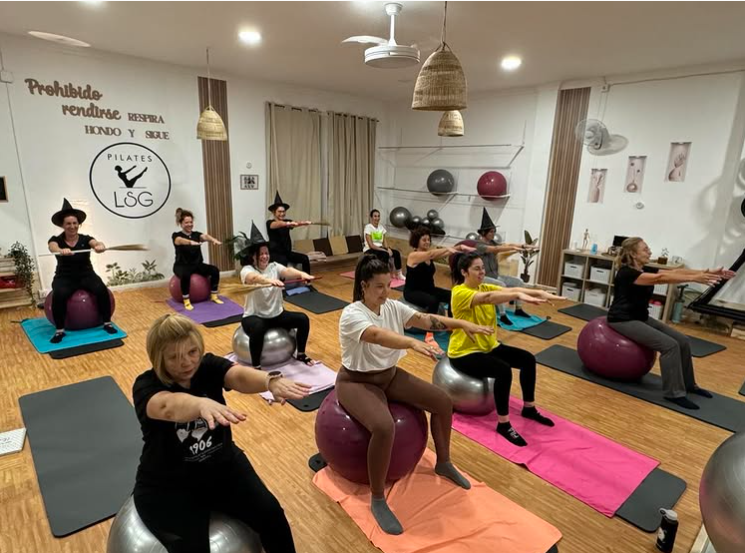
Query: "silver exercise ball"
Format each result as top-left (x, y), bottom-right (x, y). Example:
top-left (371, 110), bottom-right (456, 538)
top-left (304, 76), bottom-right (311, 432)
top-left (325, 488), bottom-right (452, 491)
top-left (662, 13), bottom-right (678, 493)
top-left (432, 357), bottom-right (495, 415)
top-left (107, 496), bottom-right (264, 553)
top-left (426, 209), bottom-right (439, 220)
top-left (421, 218), bottom-right (431, 227)
top-left (389, 206), bottom-right (412, 229)
top-left (465, 232), bottom-right (480, 241)
top-left (699, 432), bottom-right (745, 553)
top-left (431, 218), bottom-right (445, 231)
top-left (409, 215), bottom-right (422, 228)
top-left (232, 327), bottom-right (296, 367)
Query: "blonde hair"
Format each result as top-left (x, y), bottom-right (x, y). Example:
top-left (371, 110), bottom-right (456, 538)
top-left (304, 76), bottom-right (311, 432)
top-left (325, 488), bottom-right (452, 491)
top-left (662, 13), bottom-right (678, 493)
top-left (616, 237), bottom-right (645, 268)
top-left (146, 314), bottom-right (204, 385)
top-left (175, 208), bottom-right (194, 226)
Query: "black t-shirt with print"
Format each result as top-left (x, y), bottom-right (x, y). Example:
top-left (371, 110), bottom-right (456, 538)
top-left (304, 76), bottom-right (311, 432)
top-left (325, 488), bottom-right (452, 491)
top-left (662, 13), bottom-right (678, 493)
top-left (172, 231), bottom-right (203, 266)
top-left (133, 353), bottom-right (236, 487)
top-left (607, 265), bottom-right (658, 322)
top-left (48, 233), bottom-right (95, 278)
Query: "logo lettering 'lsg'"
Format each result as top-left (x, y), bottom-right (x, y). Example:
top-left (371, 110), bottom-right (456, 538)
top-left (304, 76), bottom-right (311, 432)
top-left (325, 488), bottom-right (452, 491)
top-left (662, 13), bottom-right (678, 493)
top-left (89, 142), bottom-right (171, 219)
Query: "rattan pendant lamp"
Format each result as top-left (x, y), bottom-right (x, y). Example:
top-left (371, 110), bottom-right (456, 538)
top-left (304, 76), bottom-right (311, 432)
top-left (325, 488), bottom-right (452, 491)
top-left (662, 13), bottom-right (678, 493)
top-left (197, 48), bottom-right (228, 141)
top-left (438, 110), bottom-right (464, 137)
top-left (412, 1), bottom-right (467, 112)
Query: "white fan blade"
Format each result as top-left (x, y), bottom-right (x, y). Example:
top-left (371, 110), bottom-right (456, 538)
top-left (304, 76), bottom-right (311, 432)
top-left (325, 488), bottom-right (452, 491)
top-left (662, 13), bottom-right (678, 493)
top-left (342, 35), bottom-right (388, 45)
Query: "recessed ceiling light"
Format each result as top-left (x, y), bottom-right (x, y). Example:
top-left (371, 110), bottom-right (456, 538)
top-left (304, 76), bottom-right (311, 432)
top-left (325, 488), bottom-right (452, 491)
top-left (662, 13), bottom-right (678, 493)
top-left (28, 31), bottom-right (90, 48)
top-left (500, 55), bottom-right (522, 71)
top-left (81, 1), bottom-right (105, 5)
top-left (238, 31), bottom-right (262, 45)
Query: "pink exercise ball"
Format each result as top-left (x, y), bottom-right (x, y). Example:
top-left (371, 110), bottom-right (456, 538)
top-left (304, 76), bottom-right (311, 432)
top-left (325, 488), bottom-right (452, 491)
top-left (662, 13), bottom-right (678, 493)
top-left (315, 389), bottom-right (428, 485)
top-left (169, 274), bottom-right (211, 303)
top-left (44, 289), bottom-right (116, 330)
top-left (477, 171), bottom-right (508, 199)
top-left (577, 317), bottom-right (657, 381)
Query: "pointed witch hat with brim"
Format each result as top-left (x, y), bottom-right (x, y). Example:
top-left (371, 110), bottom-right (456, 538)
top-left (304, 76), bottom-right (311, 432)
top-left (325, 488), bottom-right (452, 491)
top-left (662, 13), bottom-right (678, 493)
top-left (51, 198), bottom-right (87, 227)
top-left (268, 191), bottom-right (290, 212)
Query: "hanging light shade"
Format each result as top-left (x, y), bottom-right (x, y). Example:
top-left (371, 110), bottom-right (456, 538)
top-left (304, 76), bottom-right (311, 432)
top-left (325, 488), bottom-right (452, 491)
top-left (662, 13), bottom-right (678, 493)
top-left (197, 47), bottom-right (228, 141)
top-left (197, 106), bottom-right (228, 141)
top-left (438, 110), bottom-right (464, 137)
top-left (412, 2), bottom-right (467, 111)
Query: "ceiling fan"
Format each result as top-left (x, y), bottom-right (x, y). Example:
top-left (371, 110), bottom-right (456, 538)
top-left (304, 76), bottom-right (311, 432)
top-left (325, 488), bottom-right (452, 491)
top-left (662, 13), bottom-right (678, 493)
top-left (342, 2), bottom-right (420, 68)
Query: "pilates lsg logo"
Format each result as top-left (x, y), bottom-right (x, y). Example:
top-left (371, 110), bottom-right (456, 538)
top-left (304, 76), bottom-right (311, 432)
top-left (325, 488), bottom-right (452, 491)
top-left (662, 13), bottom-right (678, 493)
top-left (89, 142), bottom-right (171, 219)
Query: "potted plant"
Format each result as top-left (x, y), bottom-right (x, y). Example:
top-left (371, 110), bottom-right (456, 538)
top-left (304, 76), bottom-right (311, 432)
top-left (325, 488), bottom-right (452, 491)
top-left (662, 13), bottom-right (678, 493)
top-left (224, 232), bottom-right (252, 266)
top-left (519, 231), bottom-right (540, 283)
top-left (8, 242), bottom-right (36, 304)
top-left (657, 248), bottom-right (669, 265)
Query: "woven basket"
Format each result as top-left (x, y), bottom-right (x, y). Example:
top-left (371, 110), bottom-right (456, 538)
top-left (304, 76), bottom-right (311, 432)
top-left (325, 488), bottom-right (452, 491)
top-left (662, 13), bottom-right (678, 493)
top-left (438, 110), bottom-right (464, 137)
top-left (412, 44), bottom-right (467, 111)
top-left (197, 106), bottom-right (228, 141)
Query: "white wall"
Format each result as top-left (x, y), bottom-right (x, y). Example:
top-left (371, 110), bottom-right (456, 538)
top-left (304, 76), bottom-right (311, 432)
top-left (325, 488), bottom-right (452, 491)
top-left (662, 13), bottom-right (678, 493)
top-left (570, 72), bottom-right (745, 270)
top-left (0, 32), bottom-right (385, 289)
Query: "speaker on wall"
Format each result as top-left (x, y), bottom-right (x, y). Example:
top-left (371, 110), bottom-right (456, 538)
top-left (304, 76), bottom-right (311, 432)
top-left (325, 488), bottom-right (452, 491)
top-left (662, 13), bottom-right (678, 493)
top-left (0, 176), bottom-right (7, 202)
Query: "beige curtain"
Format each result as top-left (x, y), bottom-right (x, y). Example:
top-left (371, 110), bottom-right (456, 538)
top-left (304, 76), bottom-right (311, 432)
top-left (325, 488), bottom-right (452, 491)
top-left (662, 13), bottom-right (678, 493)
top-left (265, 103), bottom-right (322, 241)
top-left (328, 112), bottom-right (376, 237)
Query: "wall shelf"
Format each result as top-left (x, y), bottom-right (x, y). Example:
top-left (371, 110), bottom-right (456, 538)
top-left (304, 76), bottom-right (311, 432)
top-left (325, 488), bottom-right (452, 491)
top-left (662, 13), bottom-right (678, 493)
top-left (377, 143), bottom-right (524, 170)
top-left (376, 187), bottom-right (510, 201)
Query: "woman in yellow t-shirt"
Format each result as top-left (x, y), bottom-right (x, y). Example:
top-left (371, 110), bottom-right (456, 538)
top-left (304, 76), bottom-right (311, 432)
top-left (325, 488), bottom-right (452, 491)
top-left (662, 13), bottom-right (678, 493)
top-left (448, 252), bottom-right (564, 447)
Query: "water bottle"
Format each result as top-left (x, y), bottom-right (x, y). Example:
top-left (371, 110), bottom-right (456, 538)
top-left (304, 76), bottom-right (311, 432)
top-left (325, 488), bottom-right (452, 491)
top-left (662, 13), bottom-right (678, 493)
top-left (591, 243), bottom-right (598, 254)
top-left (656, 508), bottom-right (678, 552)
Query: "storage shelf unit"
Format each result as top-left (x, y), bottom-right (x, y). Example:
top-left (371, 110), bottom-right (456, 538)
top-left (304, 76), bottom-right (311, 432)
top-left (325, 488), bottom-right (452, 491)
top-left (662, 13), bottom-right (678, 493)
top-left (0, 258), bottom-right (33, 310)
top-left (556, 249), bottom-right (682, 323)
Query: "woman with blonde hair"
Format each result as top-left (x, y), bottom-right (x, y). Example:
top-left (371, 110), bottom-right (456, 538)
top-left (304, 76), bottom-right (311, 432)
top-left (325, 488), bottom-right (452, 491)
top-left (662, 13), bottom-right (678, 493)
top-left (132, 313), bottom-right (310, 552)
top-left (607, 237), bottom-right (734, 409)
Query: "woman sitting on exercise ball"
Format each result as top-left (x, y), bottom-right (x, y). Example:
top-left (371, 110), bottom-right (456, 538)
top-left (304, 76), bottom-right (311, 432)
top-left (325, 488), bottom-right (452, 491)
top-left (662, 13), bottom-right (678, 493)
top-left (133, 313), bottom-right (310, 552)
top-left (240, 222), bottom-right (317, 369)
top-left (403, 225), bottom-right (474, 315)
top-left (448, 252), bottom-right (563, 447)
top-left (47, 198), bottom-right (117, 343)
top-left (363, 209), bottom-right (404, 281)
top-left (173, 208), bottom-right (223, 311)
top-left (266, 192), bottom-right (312, 274)
top-left (607, 237), bottom-right (733, 409)
top-left (338, 254), bottom-right (493, 534)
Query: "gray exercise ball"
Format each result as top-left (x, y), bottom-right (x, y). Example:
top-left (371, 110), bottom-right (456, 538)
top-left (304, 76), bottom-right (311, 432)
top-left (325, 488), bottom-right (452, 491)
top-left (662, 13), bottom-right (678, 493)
top-left (426, 169), bottom-right (455, 196)
top-left (232, 327), bottom-right (296, 367)
top-left (421, 218), bottom-right (431, 227)
top-left (409, 215), bottom-right (423, 229)
top-left (426, 209), bottom-right (439, 220)
top-left (389, 206), bottom-right (412, 229)
top-left (699, 432), bottom-right (745, 553)
top-left (107, 496), bottom-right (264, 553)
top-left (432, 357), bottom-right (495, 415)
top-left (465, 232), bottom-right (480, 241)
top-left (431, 218), bottom-right (445, 231)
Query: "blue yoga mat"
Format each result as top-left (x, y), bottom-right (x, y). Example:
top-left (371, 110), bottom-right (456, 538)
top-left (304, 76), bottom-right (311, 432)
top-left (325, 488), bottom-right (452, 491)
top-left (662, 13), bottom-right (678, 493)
top-left (21, 318), bottom-right (127, 354)
top-left (405, 329), bottom-right (451, 353)
top-left (497, 309), bottom-right (547, 331)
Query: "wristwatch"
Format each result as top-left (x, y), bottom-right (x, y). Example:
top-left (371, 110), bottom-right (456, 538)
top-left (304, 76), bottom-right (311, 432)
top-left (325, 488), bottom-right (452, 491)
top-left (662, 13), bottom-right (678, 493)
top-left (266, 370), bottom-right (283, 390)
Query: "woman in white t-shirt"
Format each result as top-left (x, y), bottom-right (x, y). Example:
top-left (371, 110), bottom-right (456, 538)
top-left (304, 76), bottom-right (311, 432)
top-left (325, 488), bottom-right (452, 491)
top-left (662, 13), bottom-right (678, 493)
top-left (363, 209), bottom-right (404, 280)
top-left (240, 223), bottom-right (317, 369)
top-left (337, 255), bottom-right (493, 535)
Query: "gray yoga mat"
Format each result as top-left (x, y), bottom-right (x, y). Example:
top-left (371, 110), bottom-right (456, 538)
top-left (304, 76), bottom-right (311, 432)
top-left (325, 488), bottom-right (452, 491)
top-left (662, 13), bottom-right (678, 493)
top-left (535, 344), bottom-right (745, 433)
top-left (616, 467), bottom-right (687, 532)
top-left (285, 291), bottom-right (349, 314)
top-left (19, 376), bottom-right (141, 537)
top-left (686, 335), bottom-right (726, 358)
top-left (522, 320), bottom-right (572, 340)
top-left (558, 303), bottom-right (608, 321)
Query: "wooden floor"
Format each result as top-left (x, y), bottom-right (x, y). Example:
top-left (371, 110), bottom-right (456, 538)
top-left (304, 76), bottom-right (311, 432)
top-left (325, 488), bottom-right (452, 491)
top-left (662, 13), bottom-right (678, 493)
top-left (1, 264), bottom-right (741, 553)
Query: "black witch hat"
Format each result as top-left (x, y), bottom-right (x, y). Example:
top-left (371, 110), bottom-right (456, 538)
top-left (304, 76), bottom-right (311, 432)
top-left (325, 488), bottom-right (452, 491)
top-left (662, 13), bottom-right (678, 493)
top-left (268, 191), bottom-right (290, 212)
top-left (51, 198), bottom-right (87, 227)
top-left (478, 208), bottom-right (496, 233)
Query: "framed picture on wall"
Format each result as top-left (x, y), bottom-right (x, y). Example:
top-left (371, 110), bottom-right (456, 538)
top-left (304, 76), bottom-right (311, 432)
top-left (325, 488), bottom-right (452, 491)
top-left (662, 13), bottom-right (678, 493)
top-left (0, 176), bottom-right (7, 202)
top-left (587, 168), bottom-right (607, 204)
top-left (240, 174), bottom-right (259, 190)
top-left (666, 142), bottom-right (691, 182)
top-left (624, 156), bottom-right (646, 194)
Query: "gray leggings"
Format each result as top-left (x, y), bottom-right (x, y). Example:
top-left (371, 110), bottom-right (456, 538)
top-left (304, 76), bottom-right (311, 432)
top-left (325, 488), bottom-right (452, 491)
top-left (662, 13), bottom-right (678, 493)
top-left (607, 317), bottom-right (696, 398)
top-left (484, 275), bottom-right (524, 315)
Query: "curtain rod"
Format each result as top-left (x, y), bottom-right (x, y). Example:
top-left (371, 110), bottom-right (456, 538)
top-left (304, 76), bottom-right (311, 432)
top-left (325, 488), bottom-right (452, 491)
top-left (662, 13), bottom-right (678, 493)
top-left (268, 102), bottom-right (379, 122)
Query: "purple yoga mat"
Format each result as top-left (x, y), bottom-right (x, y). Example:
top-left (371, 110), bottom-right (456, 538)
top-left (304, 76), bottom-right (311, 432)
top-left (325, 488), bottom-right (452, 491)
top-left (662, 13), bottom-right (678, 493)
top-left (225, 354), bottom-right (337, 403)
top-left (453, 397), bottom-right (659, 516)
top-left (166, 296), bottom-right (244, 324)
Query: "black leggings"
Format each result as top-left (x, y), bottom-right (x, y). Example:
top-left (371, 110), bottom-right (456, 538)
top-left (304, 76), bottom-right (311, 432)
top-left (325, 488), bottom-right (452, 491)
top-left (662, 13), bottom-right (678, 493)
top-left (174, 263), bottom-right (220, 297)
top-left (366, 248), bottom-right (402, 270)
top-left (449, 344), bottom-right (537, 416)
top-left (403, 286), bottom-right (452, 317)
top-left (241, 310), bottom-right (309, 366)
top-left (51, 273), bottom-right (111, 330)
top-left (134, 449), bottom-right (295, 553)
top-left (272, 251), bottom-right (310, 275)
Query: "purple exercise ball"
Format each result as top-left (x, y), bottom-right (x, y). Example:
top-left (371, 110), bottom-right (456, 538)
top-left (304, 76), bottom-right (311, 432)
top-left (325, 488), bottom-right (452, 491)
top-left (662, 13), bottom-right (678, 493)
top-left (168, 274), bottom-right (211, 303)
top-left (314, 389), bottom-right (428, 485)
top-left (577, 317), bottom-right (656, 381)
top-left (44, 289), bottom-right (116, 330)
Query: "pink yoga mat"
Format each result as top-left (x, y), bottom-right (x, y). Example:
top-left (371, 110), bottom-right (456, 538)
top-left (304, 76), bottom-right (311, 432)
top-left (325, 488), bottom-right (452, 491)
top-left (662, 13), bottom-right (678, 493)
top-left (340, 271), bottom-right (405, 289)
top-left (225, 354), bottom-right (336, 403)
top-left (452, 397), bottom-right (658, 516)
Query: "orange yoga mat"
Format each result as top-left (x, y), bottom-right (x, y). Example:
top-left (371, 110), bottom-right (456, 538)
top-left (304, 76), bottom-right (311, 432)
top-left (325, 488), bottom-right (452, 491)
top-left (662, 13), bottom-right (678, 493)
top-left (313, 449), bottom-right (562, 553)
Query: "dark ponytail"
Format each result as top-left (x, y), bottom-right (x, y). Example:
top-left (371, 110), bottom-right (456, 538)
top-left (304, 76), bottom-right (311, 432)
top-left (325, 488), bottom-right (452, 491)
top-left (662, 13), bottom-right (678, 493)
top-left (451, 252), bottom-right (481, 285)
top-left (353, 254), bottom-right (390, 302)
